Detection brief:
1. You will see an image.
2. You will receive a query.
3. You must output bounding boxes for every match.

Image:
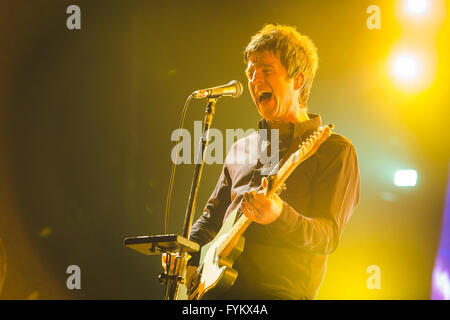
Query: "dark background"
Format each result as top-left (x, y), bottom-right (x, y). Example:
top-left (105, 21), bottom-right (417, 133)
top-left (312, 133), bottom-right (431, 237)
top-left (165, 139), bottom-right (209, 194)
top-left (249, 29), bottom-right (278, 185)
top-left (0, 0), bottom-right (448, 299)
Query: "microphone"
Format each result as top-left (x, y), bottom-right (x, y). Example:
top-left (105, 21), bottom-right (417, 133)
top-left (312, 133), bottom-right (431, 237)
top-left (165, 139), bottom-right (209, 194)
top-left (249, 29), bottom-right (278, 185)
top-left (192, 80), bottom-right (243, 99)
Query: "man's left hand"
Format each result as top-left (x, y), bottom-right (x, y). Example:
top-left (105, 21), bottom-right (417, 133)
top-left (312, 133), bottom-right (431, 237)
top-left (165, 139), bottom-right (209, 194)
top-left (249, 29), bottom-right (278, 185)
top-left (241, 177), bottom-right (284, 224)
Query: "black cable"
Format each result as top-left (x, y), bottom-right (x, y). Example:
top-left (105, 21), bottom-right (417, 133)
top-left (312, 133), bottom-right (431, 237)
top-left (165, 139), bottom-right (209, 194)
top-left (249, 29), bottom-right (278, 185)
top-left (164, 93), bottom-right (195, 234)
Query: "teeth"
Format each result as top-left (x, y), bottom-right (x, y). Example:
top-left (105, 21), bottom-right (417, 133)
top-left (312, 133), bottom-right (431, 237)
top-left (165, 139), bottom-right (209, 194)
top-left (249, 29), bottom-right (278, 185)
top-left (258, 91), bottom-right (271, 98)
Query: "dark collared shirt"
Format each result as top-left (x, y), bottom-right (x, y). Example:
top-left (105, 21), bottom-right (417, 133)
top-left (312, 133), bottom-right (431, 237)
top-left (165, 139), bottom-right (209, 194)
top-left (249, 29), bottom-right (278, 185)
top-left (189, 114), bottom-right (360, 299)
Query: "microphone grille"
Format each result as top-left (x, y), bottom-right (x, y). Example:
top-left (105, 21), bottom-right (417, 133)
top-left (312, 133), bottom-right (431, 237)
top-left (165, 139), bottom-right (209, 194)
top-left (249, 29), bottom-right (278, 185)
top-left (230, 80), bottom-right (243, 98)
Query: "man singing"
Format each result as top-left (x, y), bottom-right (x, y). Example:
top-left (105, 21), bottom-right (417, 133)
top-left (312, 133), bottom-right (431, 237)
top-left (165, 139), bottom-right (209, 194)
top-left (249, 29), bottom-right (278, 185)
top-left (185, 24), bottom-right (360, 300)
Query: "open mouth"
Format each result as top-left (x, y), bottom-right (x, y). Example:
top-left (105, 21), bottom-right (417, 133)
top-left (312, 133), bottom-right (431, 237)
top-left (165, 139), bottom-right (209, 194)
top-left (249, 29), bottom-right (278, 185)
top-left (258, 91), bottom-right (273, 104)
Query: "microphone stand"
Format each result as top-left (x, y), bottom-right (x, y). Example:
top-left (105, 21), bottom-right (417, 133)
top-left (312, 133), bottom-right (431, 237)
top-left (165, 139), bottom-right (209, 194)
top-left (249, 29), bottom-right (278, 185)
top-left (123, 96), bottom-right (218, 300)
top-left (182, 97), bottom-right (217, 239)
top-left (162, 96), bottom-right (218, 300)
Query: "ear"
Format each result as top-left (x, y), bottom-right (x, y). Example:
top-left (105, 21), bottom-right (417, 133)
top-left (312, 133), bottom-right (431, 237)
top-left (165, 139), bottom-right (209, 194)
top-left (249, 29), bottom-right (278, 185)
top-left (293, 72), bottom-right (306, 91)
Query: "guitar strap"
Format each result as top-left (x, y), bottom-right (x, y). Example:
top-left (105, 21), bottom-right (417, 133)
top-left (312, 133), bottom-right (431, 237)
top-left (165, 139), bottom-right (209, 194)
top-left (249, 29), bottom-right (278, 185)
top-left (275, 135), bottom-right (304, 172)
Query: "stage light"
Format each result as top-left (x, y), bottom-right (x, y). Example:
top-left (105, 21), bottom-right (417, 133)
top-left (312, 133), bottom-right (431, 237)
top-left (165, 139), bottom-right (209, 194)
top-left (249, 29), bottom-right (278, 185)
top-left (391, 54), bottom-right (419, 80)
top-left (396, 0), bottom-right (446, 28)
top-left (387, 49), bottom-right (436, 92)
top-left (394, 170), bottom-right (418, 187)
top-left (405, 0), bottom-right (429, 15)
top-left (433, 267), bottom-right (450, 300)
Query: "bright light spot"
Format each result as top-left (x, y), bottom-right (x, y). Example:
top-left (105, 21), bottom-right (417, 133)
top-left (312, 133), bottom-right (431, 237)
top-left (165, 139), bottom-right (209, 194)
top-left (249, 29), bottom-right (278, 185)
top-left (396, 0), bottom-right (446, 29)
top-left (406, 0), bottom-right (429, 15)
top-left (387, 49), bottom-right (436, 92)
top-left (391, 54), bottom-right (419, 81)
top-left (394, 170), bottom-right (417, 187)
top-left (434, 269), bottom-right (450, 300)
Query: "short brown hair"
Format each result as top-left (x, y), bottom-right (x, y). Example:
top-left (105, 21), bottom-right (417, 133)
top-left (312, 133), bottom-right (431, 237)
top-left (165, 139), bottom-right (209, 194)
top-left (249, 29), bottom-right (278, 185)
top-left (244, 24), bottom-right (319, 107)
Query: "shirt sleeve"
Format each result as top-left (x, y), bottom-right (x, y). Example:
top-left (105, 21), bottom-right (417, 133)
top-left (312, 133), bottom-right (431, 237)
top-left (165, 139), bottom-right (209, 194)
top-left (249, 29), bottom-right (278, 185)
top-left (188, 163), bottom-right (232, 265)
top-left (266, 139), bottom-right (360, 255)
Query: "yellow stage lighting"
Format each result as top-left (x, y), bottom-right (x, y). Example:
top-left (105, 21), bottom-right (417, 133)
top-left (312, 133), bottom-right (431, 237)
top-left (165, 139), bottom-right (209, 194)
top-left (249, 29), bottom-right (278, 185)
top-left (397, 0), bottom-right (446, 27)
top-left (394, 169), bottom-right (418, 187)
top-left (405, 0), bottom-right (429, 15)
top-left (392, 54), bottom-right (419, 80)
top-left (387, 48), bottom-right (436, 92)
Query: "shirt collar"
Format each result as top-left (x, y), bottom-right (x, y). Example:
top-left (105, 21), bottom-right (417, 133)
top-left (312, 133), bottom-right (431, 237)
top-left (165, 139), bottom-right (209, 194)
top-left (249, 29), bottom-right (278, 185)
top-left (257, 113), bottom-right (323, 142)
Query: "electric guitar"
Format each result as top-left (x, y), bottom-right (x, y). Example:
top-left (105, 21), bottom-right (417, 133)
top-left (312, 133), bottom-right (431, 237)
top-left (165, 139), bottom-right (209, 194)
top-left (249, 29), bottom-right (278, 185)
top-left (186, 124), bottom-right (334, 300)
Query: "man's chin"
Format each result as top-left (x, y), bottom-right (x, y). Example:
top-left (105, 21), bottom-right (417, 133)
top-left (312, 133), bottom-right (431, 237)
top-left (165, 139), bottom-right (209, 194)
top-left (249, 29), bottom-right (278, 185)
top-left (259, 110), bottom-right (278, 122)
top-left (258, 105), bottom-right (278, 121)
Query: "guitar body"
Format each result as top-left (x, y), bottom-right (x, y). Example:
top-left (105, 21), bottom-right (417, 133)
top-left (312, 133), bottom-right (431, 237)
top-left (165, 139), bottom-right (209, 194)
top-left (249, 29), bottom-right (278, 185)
top-left (188, 209), bottom-right (246, 300)
top-left (195, 234), bottom-right (245, 300)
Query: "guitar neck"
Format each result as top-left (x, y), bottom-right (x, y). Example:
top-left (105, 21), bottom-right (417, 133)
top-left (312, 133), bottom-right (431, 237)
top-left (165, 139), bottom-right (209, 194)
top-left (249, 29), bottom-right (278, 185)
top-left (217, 212), bottom-right (251, 258)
